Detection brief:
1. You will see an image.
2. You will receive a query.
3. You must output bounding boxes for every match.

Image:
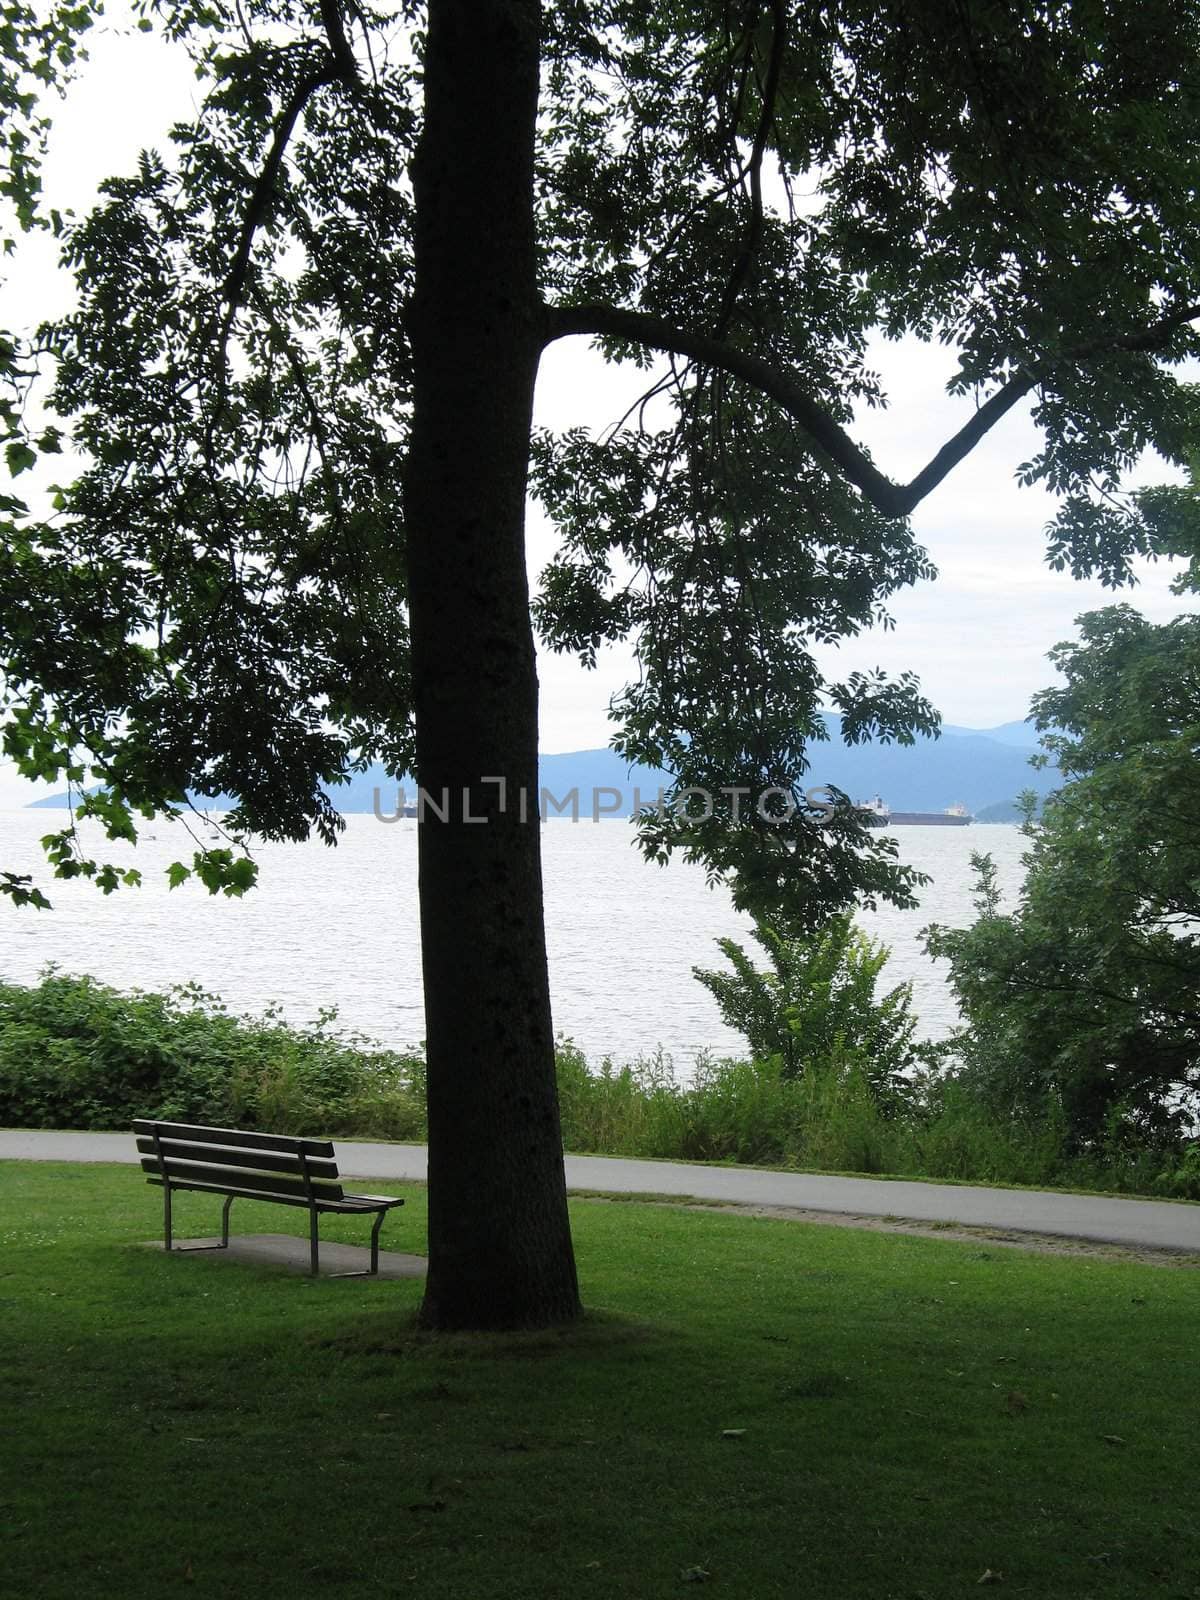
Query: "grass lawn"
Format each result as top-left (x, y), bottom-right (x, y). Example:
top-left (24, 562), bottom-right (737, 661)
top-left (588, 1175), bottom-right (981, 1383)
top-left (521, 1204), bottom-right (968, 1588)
top-left (2, 1162), bottom-right (1198, 1600)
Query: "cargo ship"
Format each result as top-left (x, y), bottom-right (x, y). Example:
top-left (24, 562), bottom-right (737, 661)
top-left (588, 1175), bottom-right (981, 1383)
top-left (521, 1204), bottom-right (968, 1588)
top-left (857, 796), bottom-right (973, 827)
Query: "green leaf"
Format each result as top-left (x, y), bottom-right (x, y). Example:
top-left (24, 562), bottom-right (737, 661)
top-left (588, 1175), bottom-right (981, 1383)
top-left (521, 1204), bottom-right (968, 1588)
top-left (4, 441), bottom-right (36, 476)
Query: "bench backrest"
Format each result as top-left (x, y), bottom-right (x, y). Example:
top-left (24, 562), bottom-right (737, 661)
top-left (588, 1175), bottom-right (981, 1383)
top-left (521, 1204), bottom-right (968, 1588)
top-left (133, 1119), bottom-right (345, 1204)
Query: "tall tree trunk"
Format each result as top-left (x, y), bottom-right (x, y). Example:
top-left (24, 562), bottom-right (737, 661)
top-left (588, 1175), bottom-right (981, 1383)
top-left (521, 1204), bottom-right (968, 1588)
top-left (404, 0), bottom-right (582, 1330)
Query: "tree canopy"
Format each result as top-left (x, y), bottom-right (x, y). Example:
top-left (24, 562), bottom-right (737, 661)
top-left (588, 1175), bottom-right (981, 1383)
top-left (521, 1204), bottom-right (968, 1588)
top-left (6, 0), bottom-right (1200, 1325)
top-left (6, 0), bottom-right (1200, 912)
top-left (927, 604), bottom-right (1200, 1147)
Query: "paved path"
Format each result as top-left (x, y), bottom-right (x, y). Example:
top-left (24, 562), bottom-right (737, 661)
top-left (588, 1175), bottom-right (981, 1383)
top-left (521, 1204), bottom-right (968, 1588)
top-left (3, 1129), bottom-right (1198, 1253)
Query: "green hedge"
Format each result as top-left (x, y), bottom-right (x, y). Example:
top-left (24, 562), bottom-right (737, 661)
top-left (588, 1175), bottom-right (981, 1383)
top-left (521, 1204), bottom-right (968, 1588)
top-left (0, 971), bottom-right (426, 1139)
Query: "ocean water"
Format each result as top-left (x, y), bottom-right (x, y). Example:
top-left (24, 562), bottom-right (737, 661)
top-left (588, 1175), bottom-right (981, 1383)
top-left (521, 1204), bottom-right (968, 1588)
top-left (0, 811), bottom-right (1027, 1066)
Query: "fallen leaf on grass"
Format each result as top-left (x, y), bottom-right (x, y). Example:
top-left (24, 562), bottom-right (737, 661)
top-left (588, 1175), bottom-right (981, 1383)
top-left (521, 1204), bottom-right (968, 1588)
top-left (721, 1428), bottom-right (746, 1438)
top-left (1100, 1434), bottom-right (1126, 1447)
top-left (680, 1567), bottom-right (711, 1583)
top-left (977, 1570), bottom-right (1003, 1585)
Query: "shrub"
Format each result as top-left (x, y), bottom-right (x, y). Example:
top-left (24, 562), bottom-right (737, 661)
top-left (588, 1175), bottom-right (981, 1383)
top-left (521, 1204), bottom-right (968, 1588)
top-left (1154, 1141), bottom-right (1200, 1200)
top-left (693, 915), bottom-right (920, 1112)
top-left (0, 970), bottom-right (1187, 1197)
top-left (0, 970), bottom-right (426, 1136)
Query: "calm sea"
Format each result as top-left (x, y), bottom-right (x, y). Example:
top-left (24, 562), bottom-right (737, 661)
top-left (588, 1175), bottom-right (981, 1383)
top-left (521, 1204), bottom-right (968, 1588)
top-left (0, 811), bottom-right (1026, 1066)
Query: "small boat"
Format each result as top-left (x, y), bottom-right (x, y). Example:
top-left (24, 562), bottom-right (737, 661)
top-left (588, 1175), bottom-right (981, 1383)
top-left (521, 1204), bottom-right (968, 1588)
top-left (856, 796), bottom-right (973, 827)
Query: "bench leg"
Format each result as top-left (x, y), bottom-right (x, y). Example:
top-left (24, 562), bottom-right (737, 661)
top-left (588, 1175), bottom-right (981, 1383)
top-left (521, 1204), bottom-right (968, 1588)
top-left (309, 1208), bottom-right (320, 1276)
top-left (322, 1209), bottom-right (391, 1279)
top-left (163, 1190), bottom-right (236, 1254)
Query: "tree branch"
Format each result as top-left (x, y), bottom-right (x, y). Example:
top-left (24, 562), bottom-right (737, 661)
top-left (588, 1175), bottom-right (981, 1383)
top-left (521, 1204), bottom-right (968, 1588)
top-left (714, 0), bottom-right (787, 337)
top-left (246, 282), bottom-right (343, 532)
top-left (546, 302), bottom-right (1037, 516)
top-left (545, 298), bottom-right (1200, 518)
top-left (206, 29), bottom-right (359, 463)
top-left (319, 0), bottom-right (361, 86)
top-left (214, 5), bottom-right (359, 366)
top-left (215, 62), bottom-right (339, 372)
top-left (1108, 299), bottom-right (1200, 356)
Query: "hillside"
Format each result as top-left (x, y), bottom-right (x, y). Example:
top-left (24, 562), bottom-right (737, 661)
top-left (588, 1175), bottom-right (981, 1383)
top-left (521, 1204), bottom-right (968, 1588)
top-left (28, 716), bottom-right (1057, 817)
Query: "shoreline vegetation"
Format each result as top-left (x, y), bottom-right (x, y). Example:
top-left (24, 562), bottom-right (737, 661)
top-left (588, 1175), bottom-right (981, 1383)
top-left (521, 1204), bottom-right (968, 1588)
top-left (2, 971), bottom-right (1196, 1202)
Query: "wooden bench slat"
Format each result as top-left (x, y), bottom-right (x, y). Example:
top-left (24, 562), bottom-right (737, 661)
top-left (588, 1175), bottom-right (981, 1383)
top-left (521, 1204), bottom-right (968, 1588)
top-left (135, 1136), bottom-right (340, 1180)
top-left (146, 1176), bottom-right (315, 1209)
top-left (139, 1157), bottom-right (345, 1203)
top-left (144, 1176), bottom-right (402, 1214)
top-left (133, 1119), bottom-right (335, 1158)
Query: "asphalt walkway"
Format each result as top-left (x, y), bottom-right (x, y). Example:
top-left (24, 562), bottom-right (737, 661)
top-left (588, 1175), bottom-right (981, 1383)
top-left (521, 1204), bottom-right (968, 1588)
top-left (3, 1128), bottom-right (1198, 1253)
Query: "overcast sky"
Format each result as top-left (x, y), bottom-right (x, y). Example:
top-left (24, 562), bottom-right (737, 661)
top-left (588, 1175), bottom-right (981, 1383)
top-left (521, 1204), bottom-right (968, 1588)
top-left (1, 14), bottom-right (1193, 806)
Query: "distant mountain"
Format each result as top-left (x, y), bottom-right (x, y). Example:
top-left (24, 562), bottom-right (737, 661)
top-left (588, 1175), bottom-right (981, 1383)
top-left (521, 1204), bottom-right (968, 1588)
top-left (800, 719), bottom-right (1056, 815)
top-left (974, 795), bottom-right (1044, 824)
top-left (27, 718), bottom-right (1059, 818)
top-left (366, 748), bottom-right (669, 818)
top-left (28, 786), bottom-right (103, 810)
top-left (941, 718), bottom-right (1043, 748)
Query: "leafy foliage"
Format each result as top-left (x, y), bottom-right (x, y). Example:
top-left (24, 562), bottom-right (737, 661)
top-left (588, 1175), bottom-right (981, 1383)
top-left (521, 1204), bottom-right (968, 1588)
top-left (6, 2), bottom-right (1200, 921)
top-left (531, 0), bottom-right (1200, 921)
top-left (926, 606), bottom-right (1200, 1149)
top-left (0, 966), bottom-right (1187, 1192)
top-left (2, 1), bottom-right (416, 899)
top-left (0, 970), bottom-right (426, 1137)
top-left (0, 2), bottom-right (93, 238)
top-left (692, 914), bottom-right (919, 1107)
top-left (552, 1036), bottom-right (1184, 1191)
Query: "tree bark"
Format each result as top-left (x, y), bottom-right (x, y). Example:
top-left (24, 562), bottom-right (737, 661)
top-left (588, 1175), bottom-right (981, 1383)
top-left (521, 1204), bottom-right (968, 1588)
top-left (404, 0), bottom-right (582, 1330)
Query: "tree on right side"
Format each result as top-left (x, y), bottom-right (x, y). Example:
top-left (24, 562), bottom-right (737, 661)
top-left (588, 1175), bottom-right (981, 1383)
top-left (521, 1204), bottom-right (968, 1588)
top-left (926, 605), bottom-right (1200, 1152)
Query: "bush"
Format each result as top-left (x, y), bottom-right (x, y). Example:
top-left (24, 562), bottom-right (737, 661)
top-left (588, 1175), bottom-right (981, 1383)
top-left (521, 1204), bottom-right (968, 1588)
top-left (0, 970), bottom-right (426, 1137)
top-left (559, 1046), bottom-right (892, 1173)
top-left (693, 915), bottom-right (920, 1112)
top-left (1154, 1141), bottom-right (1200, 1199)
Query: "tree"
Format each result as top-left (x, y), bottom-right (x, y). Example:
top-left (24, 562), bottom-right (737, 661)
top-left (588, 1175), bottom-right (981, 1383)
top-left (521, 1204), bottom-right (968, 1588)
top-left (693, 915), bottom-right (918, 1107)
top-left (5, 1), bottom-right (1200, 1327)
top-left (925, 606), bottom-right (1200, 1148)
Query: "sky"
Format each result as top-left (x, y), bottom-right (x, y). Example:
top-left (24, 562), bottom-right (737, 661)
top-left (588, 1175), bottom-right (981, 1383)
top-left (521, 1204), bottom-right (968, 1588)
top-left (1, 11), bottom-right (1194, 807)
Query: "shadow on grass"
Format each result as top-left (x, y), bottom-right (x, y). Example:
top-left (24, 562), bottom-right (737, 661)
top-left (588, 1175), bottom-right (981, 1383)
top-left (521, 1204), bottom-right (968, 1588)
top-left (4, 1160), bottom-right (1200, 1600)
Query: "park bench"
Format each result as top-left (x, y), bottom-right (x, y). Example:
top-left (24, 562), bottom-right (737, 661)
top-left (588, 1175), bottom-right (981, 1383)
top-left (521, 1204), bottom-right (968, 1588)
top-left (133, 1119), bottom-right (405, 1277)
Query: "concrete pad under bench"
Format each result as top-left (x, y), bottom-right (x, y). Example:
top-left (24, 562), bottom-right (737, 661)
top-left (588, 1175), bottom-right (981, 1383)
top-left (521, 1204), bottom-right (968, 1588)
top-left (144, 1233), bottom-right (427, 1279)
